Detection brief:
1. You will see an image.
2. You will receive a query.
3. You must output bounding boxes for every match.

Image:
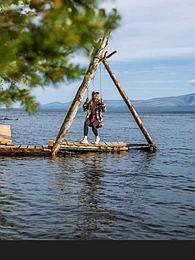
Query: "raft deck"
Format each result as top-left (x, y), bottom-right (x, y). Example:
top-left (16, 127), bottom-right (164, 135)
top-left (0, 139), bottom-right (151, 156)
top-left (48, 139), bottom-right (151, 152)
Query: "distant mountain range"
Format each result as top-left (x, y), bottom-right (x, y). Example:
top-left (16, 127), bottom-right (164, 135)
top-left (39, 93), bottom-right (195, 112)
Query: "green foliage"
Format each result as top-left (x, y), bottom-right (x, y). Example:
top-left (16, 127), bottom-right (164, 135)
top-left (0, 0), bottom-right (121, 114)
top-left (0, 82), bottom-right (39, 114)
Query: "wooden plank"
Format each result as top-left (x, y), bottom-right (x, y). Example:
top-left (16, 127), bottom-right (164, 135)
top-left (19, 145), bottom-right (28, 149)
top-left (27, 145), bottom-right (36, 150)
top-left (0, 124), bottom-right (12, 144)
top-left (99, 141), bottom-right (107, 146)
top-left (0, 124), bottom-right (10, 129)
top-left (66, 140), bottom-right (74, 146)
top-left (0, 145), bottom-right (20, 149)
top-left (119, 147), bottom-right (129, 151)
top-left (35, 146), bottom-right (45, 150)
top-left (48, 139), bottom-right (55, 147)
top-left (112, 142), bottom-right (119, 146)
top-left (117, 142), bottom-right (127, 146)
top-left (104, 142), bottom-right (115, 147)
top-left (0, 141), bottom-right (10, 145)
top-left (99, 144), bottom-right (111, 150)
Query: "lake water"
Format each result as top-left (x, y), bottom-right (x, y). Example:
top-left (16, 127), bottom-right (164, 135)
top-left (0, 109), bottom-right (194, 240)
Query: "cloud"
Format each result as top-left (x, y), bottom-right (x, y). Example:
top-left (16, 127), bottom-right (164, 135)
top-left (188, 79), bottom-right (195, 85)
top-left (132, 80), bottom-right (182, 84)
top-left (101, 0), bottom-right (195, 61)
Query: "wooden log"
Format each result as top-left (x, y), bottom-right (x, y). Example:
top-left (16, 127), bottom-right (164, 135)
top-left (102, 59), bottom-right (158, 152)
top-left (51, 32), bottom-right (111, 156)
top-left (0, 145), bottom-right (51, 156)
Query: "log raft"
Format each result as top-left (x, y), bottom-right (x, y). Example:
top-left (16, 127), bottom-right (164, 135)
top-left (48, 139), bottom-right (151, 152)
top-left (0, 137), bottom-right (152, 157)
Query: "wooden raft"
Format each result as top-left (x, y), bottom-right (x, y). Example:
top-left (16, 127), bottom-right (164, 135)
top-left (0, 141), bottom-right (151, 156)
top-left (48, 139), bottom-right (128, 152)
top-left (48, 139), bottom-right (151, 153)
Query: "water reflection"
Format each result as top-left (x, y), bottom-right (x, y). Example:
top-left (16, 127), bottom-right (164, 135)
top-left (51, 151), bottom-right (157, 239)
top-left (53, 153), bottom-right (112, 239)
top-left (79, 153), bottom-right (104, 208)
top-left (54, 153), bottom-right (105, 207)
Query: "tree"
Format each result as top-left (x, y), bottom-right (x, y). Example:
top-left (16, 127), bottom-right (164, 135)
top-left (0, 0), bottom-right (120, 114)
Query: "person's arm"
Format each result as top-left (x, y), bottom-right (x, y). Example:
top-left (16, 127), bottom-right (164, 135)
top-left (98, 99), bottom-right (106, 112)
top-left (83, 98), bottom-right (90, 111)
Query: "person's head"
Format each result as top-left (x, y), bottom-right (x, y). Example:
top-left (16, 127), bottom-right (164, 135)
top-left (91, 91), bottom-right (99, 101)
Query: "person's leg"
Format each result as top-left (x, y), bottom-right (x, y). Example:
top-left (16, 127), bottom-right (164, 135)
top-left (81, 118), bottom-right (90, 144)
top-left (84, 118), bottom-right (91, 136)
top-left (91, 120), bottom-right (99, 136)
top-left (92, 120), bottom-right (100, 144)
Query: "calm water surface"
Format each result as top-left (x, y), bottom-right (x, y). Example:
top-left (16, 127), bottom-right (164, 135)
top-left (0, 110), bottom-right (194, 240)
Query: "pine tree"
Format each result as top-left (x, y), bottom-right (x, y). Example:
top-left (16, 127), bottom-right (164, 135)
top-left (0, 0), bottom-right (120, 114)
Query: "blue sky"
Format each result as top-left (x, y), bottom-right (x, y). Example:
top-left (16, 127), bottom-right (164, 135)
top-left (32, 0), bottom-right (195, 104)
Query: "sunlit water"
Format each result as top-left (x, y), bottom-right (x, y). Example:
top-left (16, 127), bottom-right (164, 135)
top-left (0, 110), bottom-right (194, 240)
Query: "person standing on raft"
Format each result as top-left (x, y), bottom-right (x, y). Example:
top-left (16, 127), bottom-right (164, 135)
top-left (80, 91), bottom-right (106, 144)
